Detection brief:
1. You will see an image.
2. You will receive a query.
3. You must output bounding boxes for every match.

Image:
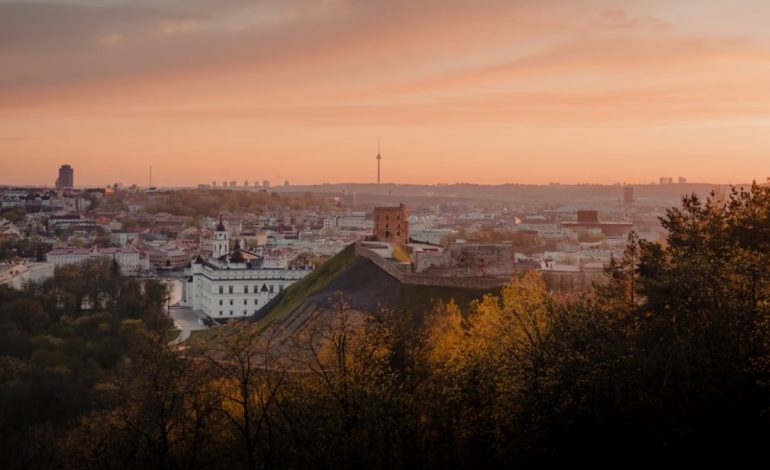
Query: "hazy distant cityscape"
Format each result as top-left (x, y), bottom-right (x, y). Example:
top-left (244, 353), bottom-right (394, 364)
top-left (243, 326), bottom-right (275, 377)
top-left (3, 161), bottom-right (764, 295)
top-left (1, 161), bottom-right (733, 292)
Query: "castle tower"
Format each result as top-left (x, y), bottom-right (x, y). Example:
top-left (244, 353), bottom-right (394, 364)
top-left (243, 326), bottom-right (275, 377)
top-left (212, 215), bottom-right (229, 258)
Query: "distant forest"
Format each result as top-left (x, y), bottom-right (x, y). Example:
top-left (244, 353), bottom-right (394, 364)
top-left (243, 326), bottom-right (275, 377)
top-left (3, 185), bottom-right (770, 468)
top-left (100, 189), bottom-right (328, 217)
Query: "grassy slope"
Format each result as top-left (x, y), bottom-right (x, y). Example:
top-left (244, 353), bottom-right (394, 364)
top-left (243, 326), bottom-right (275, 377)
top-left (254, 243), bottom-right (357, 329)
top-left (398, 284), bottom-right (498, 317)
top-left (190, 244), bottom-right (501, 347)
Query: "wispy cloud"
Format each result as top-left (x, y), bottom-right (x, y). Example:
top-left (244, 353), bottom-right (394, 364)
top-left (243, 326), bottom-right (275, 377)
top-left (3, 0), bottom-right (770, 185)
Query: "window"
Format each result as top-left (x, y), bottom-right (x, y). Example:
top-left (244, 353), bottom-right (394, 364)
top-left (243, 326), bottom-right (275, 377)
top-left (244, 299), bottom-right (247, 305)
top-left (279, 285), bottom-right (284, 292)
top-left (244, 285), bottom-right (248, 293)
top-left (269, 285), bottom-right (274, 293)
top-left (254, 299), bottom-right (258, 305)
top-left (219, 311), bottom-right (223, 316)
top-left (229, 286), bottom-right (234, 294)
top-left (229, 310), bottom-right (233, 315)
top-left (229, 299), bottom-right (233, 305)
top-left (219, 286), bottom-right (223, 294)
top-left (219, 299), bottom-right (223, 305)
top-left (254, 285), bottom-right (258, 293)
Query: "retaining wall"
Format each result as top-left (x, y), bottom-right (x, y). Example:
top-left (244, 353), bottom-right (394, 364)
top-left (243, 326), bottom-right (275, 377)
top-left (355, 243), bottom-right (606, 292)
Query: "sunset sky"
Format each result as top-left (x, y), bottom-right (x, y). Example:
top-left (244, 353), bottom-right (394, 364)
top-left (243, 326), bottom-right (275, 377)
top-left (3, 0), bottom-right (770, 187)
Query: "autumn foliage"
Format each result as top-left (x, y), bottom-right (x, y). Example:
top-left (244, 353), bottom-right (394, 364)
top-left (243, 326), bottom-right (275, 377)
top-left (4, 185), bottom-right (770, 468)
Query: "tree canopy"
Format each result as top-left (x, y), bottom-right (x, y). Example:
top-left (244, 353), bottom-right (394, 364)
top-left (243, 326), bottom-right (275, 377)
top-left (4, 185), bottom-right (770, 468)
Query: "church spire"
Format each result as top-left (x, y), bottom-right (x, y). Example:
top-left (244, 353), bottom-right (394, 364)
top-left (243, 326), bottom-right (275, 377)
top-left (212, 214), bottom-right (229, 259)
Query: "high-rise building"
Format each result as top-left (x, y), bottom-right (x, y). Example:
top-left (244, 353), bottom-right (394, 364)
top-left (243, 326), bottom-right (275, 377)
top-left (619, 186), bottom-right (635, 217)
top-left (56, 164), bottom-right (74, 188)
top-left (623, 186), bottom-right (634, 205)
top-left (341, 188), bottom-right (356, 207)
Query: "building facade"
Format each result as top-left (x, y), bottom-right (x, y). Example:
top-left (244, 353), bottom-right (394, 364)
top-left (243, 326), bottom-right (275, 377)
top-left (373, 204), bottom-right (409, 244)
top-left (324, 212), bottom-right (373, 231)
top-left (146, 248), bottom-right (190, 270)
top-left (561, 210), bottom-right (633, 237)
top-left (184, 218), bottom-right (313, 321)
top-left (46, 246), bottom-right (149, 275)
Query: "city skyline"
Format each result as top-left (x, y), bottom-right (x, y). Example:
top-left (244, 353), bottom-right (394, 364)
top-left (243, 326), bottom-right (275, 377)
top-left (0, 158), bottom-right (764, 189)
top-left (4, 0), bottom-right (770, 186)
top-left (0, 159), bottom-right (744, 189)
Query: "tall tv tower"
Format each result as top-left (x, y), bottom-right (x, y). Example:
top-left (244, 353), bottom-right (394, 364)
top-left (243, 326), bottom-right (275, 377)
top-left (376, 137), bottom-right (382, 185)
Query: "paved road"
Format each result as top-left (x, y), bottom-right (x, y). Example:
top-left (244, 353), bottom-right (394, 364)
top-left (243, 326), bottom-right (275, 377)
top-left (0, 262), bottom-right (54, 289)
top-left (169, 306), bottom-right (208, 344)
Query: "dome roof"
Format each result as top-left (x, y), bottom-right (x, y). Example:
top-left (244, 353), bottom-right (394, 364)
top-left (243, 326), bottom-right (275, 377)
top-left (230, 249), bottom-right (246, 263)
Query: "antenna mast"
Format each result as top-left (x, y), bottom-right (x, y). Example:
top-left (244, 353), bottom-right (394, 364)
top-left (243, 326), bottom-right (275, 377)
top-left (376, 137), bottom-right (382, 185)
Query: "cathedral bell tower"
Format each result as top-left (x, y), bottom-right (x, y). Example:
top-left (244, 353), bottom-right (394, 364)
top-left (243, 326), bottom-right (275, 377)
top-left (213, 215), bottom-right (229, 258)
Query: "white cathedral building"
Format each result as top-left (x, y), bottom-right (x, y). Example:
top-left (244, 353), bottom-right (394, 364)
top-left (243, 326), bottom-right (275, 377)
top-left (183, 217), bottom-right (313, 321)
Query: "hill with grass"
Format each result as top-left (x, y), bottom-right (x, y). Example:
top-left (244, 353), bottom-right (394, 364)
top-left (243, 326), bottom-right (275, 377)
top-left (248, 243), bottom-right (497, 342)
